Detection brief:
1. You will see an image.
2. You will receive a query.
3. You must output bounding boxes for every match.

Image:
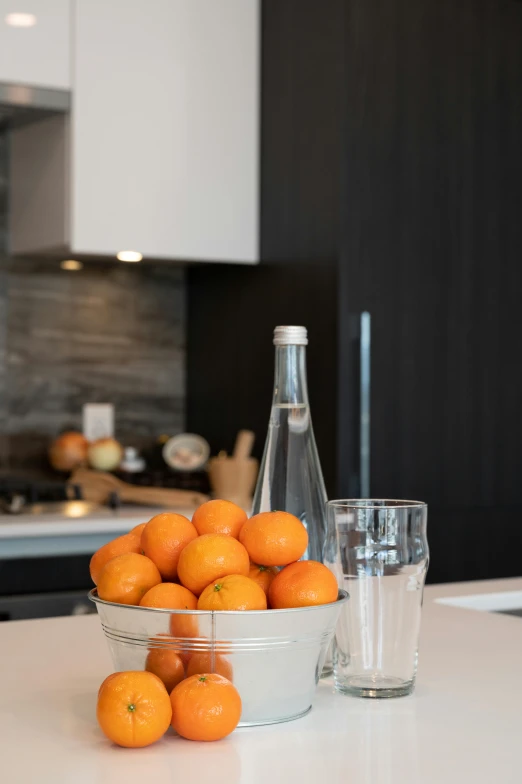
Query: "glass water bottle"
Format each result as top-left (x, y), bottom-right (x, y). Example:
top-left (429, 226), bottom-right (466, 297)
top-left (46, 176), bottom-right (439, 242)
top-left (252, 326), bottom-right (328, 563)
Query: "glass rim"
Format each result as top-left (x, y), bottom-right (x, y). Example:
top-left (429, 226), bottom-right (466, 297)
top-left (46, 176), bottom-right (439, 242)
top-left (327, 498), bottom-right (427, 510)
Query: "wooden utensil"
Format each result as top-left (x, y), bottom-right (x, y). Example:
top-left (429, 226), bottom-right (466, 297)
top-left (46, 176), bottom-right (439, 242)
top-left (69, 468), bottom-right (208, 509)
top-left (208, 430), bottom-right (258, 510)
top-left (232, 430), bottom-right (255, 460)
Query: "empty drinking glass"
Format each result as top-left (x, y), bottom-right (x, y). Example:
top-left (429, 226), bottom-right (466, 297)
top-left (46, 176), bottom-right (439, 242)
top-left (327, 500), bottom-right (428, 698)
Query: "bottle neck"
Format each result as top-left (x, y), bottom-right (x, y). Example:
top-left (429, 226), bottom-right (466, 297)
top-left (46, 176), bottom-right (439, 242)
top-left (273, 345), bottom-right (309, 406)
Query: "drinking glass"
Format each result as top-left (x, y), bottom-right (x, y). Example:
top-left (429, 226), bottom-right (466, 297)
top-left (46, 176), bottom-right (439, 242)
top-left (326, 500), bottom-right (428, 698)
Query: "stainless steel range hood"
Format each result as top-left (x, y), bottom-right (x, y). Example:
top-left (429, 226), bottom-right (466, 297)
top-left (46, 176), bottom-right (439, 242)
top-left (0, 83), bottom-right (70, 130)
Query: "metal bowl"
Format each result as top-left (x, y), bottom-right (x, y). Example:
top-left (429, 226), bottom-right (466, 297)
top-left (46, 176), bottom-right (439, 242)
top-left (89, 588), bottom-right (348, 726)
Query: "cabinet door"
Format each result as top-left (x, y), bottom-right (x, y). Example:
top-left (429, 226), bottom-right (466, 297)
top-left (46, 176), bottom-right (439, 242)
top-left (0, 0), bottom-right (70, 89)
top-left (72, 0), bottom-right (259, 263)
top-left (339, 0), bottom-right (522, 582)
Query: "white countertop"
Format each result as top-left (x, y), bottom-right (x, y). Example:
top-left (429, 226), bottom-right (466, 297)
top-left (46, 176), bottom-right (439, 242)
top-left (0, 505), bottom-right (163, 538)
top-left (0, 506), bottom-right (197, 558)
top-left (1, 577), bottom-right (521, 784)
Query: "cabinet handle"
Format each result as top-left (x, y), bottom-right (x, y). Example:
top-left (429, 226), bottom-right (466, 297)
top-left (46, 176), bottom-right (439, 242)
top-left (360, 312), bottom-right (371, 497)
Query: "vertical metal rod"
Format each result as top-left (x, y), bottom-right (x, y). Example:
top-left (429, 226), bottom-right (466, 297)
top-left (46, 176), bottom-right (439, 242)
top-left (360, 312), bottom-right (371, 497)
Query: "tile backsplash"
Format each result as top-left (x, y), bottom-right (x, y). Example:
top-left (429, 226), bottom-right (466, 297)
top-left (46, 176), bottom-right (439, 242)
top-left (0, 133), bottom-right (185, 472)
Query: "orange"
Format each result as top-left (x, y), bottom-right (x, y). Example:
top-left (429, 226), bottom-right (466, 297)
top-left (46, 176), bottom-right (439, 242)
top-left (97, 671), bottom-right (118, 698)
top-left (130, 522), bottom-right (147, 540)
top-left (89, 526), bottom-right (144, 585)
top-left (141, 512), bottom-right (198, 581)
top-left (139, 582), bottom-right (197, 610)
top-left (145, 648), bottom-right (185, 693)
top-left (170, 673), bottom-right (242, 741)
top-left (268, 560), bottom-right (339, 609)
top-left (97, 552), bottom-right (162, 605)
top-left (185, 652), bottom-right (233, 681)
top-left (239, 511), bottom-right (308, 567)
top-left (141, 583), bottom-right (198, 668)
top-left (192, 499), bottom-right (247, 539)
top-left (169, 613), bottom-right (200, 646)
top-left (168, 620), bottom-right (198, 668)
top-left (149, 632), bottom-right (192, 670)
top-left (177, 533), bottom-right (250, 596)
top-left (248, 563), bottom-right (279, 595)
top-left (97, 671), bottom-right (172, 748)
top-left (197, 574), bottom-right (267, 611)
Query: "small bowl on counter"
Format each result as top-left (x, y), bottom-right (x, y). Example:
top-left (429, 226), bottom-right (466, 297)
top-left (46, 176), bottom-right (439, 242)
top-left (89, 588), bottom-right (348, 726)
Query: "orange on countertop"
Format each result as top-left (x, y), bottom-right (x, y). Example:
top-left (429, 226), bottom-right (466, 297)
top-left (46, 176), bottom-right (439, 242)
top-left (145, 648), bottom-right (185, 693)
top-left (239, 511), bottom-right (308, 567)
top-left (197, 574), bottom-right (267, 611)
top-left (139, 582), bottom-right (197, 610)
top-left (170, 673), bottom-right (242, 741)
top-left (97, 671), bottom-right (172, 748)
top-left (268, 560), bottom-right (339, 609)
top-left (97, 671), bottom-right (118, 697)
top-left (141, 512), bottom-right (198, 581)
top-left (192, 499), bottom-right (247, 539)
top-left (89, 526), bottom-right (144, 586)
top-left (248, 563), bottom-right (279, 595)
top-left (177, 533), bottom-right (250, 596)
top-left (97, 552), bottom-right (162, 606)
top-left (185, 652), bottom-right (233, 681)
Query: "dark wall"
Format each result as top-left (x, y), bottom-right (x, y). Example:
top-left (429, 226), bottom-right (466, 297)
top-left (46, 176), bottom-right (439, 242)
top-left (187, 262), bottom-right (338, 492)
top-left (261, 0), bottom-right (345, 261)
top-left (339, 0), bottom-right (522, 581)
top-left (341, 0), bottom-right (522, 507)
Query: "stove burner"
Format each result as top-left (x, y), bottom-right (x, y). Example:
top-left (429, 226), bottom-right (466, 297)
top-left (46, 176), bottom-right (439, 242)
top-left (0, 478), bottom-right (85, 514)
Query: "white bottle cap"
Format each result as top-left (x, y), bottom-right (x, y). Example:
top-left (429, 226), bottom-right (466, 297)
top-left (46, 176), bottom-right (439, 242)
top-left (273, 326), bottom-right (308, 346)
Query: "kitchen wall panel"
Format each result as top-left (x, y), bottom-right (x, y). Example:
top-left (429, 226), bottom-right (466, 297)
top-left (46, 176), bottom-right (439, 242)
top-left (0, 134), bottom-right (9, 470)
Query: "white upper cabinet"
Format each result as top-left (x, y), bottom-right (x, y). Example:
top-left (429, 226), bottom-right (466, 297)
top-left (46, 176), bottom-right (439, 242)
top-left (0, 0), bottom-right (70, 89)
top-left (72, 0), bottom-right (259, 263)
top-left (9, 0), bottom-right (259, 264)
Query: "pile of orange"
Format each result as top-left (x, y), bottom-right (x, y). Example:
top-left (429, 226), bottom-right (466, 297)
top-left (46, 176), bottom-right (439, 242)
top-left (91, 500), bottom-right (338, 611)
top-left (91, 499), bottom-right (339, 748)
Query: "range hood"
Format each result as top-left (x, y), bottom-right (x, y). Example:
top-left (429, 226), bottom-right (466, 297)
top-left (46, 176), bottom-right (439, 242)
top-left (0, 83), bottom-right (70, 130)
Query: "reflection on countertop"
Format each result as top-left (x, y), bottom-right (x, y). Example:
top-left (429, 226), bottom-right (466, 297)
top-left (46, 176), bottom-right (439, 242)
top-left (0, 503), bottom-right (197, 559)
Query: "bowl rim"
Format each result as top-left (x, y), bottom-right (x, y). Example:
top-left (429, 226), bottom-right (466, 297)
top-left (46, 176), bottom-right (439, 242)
top-left (88, 587), bottom-right (348, 616)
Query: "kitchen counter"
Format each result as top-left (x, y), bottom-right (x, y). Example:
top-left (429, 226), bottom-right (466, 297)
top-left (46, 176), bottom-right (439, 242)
top-left (0, 505), bottom-right (197, 559)
top-left (1, 577), bottom-right (521, 783)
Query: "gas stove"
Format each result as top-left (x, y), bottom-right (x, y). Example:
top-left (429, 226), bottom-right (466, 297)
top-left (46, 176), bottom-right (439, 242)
top-left (0, 476), bottom-right (120, 515)
top-left (0, 476), bottom-right (110, 621)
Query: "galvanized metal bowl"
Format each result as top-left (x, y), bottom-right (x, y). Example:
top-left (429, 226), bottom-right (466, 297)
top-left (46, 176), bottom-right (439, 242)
top-left (89, 588), bottom-right (348, 726)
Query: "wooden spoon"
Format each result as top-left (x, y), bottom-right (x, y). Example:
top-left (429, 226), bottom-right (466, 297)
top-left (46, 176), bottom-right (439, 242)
top-left (69, 468), bottom-right (208, 509)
